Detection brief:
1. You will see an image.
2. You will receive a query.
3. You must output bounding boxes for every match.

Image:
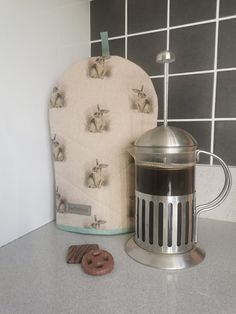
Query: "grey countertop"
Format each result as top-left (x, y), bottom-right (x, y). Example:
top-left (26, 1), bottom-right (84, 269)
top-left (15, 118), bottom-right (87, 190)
top-left (0, 219), bottom-right (236, 314)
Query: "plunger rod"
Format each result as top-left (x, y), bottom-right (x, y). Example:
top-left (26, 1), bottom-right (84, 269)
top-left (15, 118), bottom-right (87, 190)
top-left (156, 50), bottom-right (175, 127)
top-left (164, 62), bottom-right (169, 126)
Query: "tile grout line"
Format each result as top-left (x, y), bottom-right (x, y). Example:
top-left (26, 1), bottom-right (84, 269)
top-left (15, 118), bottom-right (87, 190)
top-left (150, 67), bottom-right (236, 79)
top-left (89, 14), bottom-right (236, 44)
top-left (170, 70), bottom-right (213, 76)
top-left (215, 118), bottom-right (236, 121)
top-left (128, 27), bottom-right (167, 37)
top-left (157, 118), bottom-right (236, 122)
top-left (150, 75), bottom-right (165, 79)
top-left (89, 0), bottom-right (91, 57)
top-left (125, 0), bottom-right (128, 59)
top-left (210, 0), bottom-right (220, 165)
top-left (164, 0), bottom-right (170, 124)
top-left (158, 119), bottom-right (213, 122)
top-left (91, 35), bottom-right (125, 43)
top-left (219, 14), bottom-right (236, 21)
top-left (170, 18), bottom-right (216, 30)
top-left (217, 67), bottom-right (236, 72)
top-left (151, 70), bottom-right (213, 79)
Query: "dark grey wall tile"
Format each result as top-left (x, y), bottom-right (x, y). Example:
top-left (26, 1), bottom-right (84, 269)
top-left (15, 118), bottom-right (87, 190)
top-left (169, 24), bottom-right (215, 73)
top-left (91, 0), bottom-right (125, 40)
top-left (152, 78), bottom-right (164, 119)
top-left (91, 38), bottom-right (125, 58)
top-left (218, 19), bottom-right (236, 69)
top-left (220, 0), bottom-right (236, 17)
top-left (168, 121), bottom-right (211, 163)
top-left (170, 0), bottom-right (216, 26)
top-left (128, 0), bottom-right (167, 34)
top-left (168, 74), bottom-right (213, 119)
top-left (90, 0), bottom-right (236, 166)
top-left (214, 121), bottom-right (236, 165)
top-left (127, 32), bottom-right (166, 76)
top-left (216, 71), bottom-right (236, 118)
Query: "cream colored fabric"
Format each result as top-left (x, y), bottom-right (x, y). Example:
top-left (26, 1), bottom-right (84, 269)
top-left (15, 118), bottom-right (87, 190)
top-left (49, 56), bottom-right (158, 234)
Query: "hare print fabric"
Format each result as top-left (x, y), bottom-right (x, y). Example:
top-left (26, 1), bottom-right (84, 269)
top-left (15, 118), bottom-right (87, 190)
top-left (49, 56), bottom-right (158, 234)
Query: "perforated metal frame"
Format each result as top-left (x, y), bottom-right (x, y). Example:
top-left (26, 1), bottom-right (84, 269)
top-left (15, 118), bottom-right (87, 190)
top-left (125, 190), bottom-right (205, 270)
top-left (135, 191), bottom-right (195, 254)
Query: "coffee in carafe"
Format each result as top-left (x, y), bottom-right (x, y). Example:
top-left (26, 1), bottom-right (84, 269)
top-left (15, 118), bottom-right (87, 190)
top-left (136, 164), bottom-right (195, 196)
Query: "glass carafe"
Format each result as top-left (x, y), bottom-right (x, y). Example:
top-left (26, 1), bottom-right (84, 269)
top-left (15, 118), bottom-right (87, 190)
top-left (127, 125), bottom-right (231, 268)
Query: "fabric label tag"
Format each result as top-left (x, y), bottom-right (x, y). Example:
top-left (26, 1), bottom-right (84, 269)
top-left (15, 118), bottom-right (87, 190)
top-left (67, 203), bottom-right (91, 216)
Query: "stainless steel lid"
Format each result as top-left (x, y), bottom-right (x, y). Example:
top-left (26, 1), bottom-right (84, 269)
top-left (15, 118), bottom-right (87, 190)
top-left (135, 125), bottom-right (197, 148)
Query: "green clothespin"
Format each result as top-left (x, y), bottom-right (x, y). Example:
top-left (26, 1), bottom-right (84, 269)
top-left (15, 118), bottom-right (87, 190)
top-left (100, 32), bottom-right (110, 57)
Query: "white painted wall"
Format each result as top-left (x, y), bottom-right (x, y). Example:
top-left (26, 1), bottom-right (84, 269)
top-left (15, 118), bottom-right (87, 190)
top-left (0, 0), bottom-right (90, 247)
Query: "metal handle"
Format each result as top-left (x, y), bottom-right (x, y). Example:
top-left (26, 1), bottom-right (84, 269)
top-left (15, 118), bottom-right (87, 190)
top-left (193, 150), bottom-right (232, 243)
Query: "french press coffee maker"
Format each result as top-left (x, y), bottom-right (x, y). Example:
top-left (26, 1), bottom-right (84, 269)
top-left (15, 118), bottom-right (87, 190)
top-left (126, 51), bottom-right (232, 270)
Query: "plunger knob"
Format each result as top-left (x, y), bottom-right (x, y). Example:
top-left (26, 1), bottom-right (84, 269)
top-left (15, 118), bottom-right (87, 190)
top-left (156, 50), bottom-right (175, 64)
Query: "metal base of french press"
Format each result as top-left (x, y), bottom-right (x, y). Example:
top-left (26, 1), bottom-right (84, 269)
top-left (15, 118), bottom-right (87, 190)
top-left (125, 236), bottom-right (205, 270)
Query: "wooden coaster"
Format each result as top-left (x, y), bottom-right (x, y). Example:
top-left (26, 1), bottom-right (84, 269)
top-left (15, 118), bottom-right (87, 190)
top-left (67, 244), bottom-right (99, 264)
